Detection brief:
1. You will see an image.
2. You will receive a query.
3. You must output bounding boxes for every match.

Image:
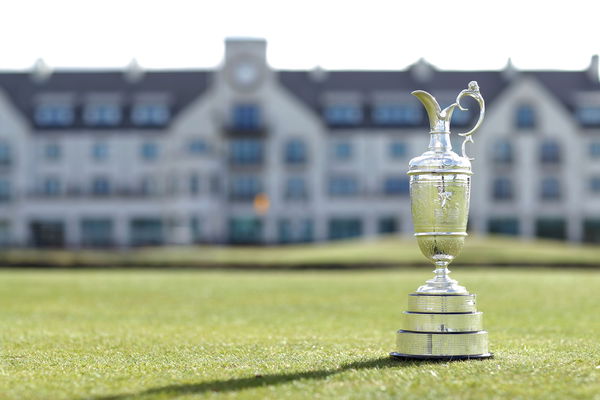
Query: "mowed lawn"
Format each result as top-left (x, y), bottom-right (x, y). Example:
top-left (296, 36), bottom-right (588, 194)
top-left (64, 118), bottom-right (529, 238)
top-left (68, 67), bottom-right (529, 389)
top-left (0, 269), bottom-right (599, 399)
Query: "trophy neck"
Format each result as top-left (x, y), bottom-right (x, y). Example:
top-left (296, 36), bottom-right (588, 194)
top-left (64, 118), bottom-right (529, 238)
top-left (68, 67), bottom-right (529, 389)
top-left (428, 132), bottom-right (452, 153)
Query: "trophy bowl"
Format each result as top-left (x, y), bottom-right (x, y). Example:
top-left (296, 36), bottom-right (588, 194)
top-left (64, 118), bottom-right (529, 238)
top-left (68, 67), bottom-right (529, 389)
top-left (410, 167), bottom-right (471, 294)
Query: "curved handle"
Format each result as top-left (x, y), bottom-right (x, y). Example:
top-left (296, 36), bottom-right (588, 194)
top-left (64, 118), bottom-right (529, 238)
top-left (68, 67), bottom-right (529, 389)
top-left (455, 81), bottom-right (485, 160)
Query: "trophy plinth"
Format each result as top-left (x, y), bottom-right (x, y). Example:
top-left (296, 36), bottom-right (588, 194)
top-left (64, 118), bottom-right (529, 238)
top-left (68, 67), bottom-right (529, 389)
top-left (391, 293), bottom-right (491, 360)
top-left (391, 82), bottom-right (492, 360)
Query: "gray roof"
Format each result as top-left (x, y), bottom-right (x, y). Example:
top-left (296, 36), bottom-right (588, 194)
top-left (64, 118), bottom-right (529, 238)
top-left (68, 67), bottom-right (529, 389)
top-left (0, 66), bottom-right (598, 131)
top-left (278, 68), bottom-right (600, 128)
top-left (0, 70), bottom-right (211, 130)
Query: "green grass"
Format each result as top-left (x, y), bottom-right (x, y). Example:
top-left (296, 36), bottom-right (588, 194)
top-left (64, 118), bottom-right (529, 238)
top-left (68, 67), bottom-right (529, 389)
top-left (2, 236), bottom-right (600, 267)
top-left (0, 268), bottom-right (599, 399)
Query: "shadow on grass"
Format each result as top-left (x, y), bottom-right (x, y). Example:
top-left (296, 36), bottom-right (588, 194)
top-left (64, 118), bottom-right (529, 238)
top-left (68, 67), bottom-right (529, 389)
top-left (90, 356), bottom-right (442, 399)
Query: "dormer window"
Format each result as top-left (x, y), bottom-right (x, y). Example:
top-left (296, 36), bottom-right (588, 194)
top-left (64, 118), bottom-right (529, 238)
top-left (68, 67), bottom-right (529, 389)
top-left (131, 103), bottom-right (170, 126)
top-left (577, 106), bottom-right (600, 127)
top-left (84, 103), bottom-right (122, 126)
top-left (34, 104), bottom-right (74, 127)
top-left (372, 104), bottom-right (420, 126)
top-left (515, 105), bottom-right (536, 129)
top-left (324, 104), bottom-right (363, 126)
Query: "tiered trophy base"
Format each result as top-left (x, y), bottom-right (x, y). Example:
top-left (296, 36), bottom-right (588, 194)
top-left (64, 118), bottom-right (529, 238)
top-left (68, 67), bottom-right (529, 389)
top-left (390, 293), bottom-right (492, 360)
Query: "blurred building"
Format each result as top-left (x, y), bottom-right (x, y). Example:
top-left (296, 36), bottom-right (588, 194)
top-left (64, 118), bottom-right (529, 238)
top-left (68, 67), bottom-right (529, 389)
top-left (1, 38), bottom-right (600, 247)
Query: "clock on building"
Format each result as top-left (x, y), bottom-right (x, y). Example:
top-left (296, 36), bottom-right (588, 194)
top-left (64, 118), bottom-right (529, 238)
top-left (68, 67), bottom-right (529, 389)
top-left (227, 56), bottom-right (263, 91)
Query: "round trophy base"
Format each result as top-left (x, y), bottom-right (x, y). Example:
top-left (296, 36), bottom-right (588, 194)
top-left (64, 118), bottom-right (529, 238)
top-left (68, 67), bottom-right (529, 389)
top-left (389, 352), bottom-right (493, 361)
top-left (394, 293), bottom-right (490, 360)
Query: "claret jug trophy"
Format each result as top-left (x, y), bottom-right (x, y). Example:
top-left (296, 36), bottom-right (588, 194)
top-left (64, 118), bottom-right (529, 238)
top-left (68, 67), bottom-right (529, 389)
top-left (390, 81), bottom-right (492, 360)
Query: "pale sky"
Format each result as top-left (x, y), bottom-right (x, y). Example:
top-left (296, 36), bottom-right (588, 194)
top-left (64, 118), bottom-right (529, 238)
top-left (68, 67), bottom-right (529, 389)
top-left (3, 0), bottom-right (599, 71)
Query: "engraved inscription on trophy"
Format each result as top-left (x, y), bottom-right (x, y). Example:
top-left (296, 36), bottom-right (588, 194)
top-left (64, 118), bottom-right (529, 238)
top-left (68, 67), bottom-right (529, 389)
top-left (437, 185), bottom-right (452, 208)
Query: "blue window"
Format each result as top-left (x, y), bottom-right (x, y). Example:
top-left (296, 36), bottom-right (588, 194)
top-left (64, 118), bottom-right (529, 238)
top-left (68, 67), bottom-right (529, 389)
top-left (132, 104), bottom-right (170, 126)
top-left (488, 218), bottom-right (519, 236)
top-left (43, 177), bottom-right (61, 196)
top-left (92, 177), bottom-right (110, 196)
top-left (229, 217), bottom-right (262, 244)
top-left (577, 106), bottom-right (600, 127)
top-left (44, 143), bottom-right (61, 161)
top-left (384, 177), bottom-right (409, 196)
top-left (329, 218), bottom-right (362, 240)
top-left (285, 139), bottom-right (307, 164)
top-left (515, 105), bottom-right (536, 129)
top-left (230, 139), bottom-right (263, 165)
top-left (333, 142), bottom-right (352, 160)
top-left (140, 142), bottom-right (159, 161)
top-left (188, 139), bottom-right (209, 155)
top-left (34, 104), bottom-right (74, 127)
top-left (300, 219), bottom-right (313, 242)
top-left (130, 218), bottom-right (164, 246)
top-left (590, 177), bottom-right (600, 193)
top-left (590, 142), bottom-right (600, 158)
top-left (0, 179), bottom-right (10, 201)
top-left (190, 216), bottom-right (202, 243)
top-left (536, 218), bottom-right (566, 240)
top-left (285, 177), bottom-right (307, 200)
top-left (81, 219), bottom-right (113, 247)
top-left (389, 141), bottom-right (407, 159)
top-left (541, 177), bottom-right (560, 200)
top-left (372, 104), bottom-right (421, 126)
top-left (324, 105), bottom-right (363, 125)
top-left (232, 104), bottom-right (261, 131)
top-left (540, 140), bottom-right (560, 164)
top-left (278, 219), bottom-right (292, 243)
top-left (0, 141), bottom-right (11, 165)
top-left (84, 104), bottom-right (122, 126)
top-left (378, 217), bottom-right (398, 234)
top-left (329, 176), bottom-right (358, 197)
top-left (493, 140), bottom-right (513, 164)
top-left (91, 143), bottom-right (108, 161)
top-left (230, 176), bottom-right (261, 201)
top-left (492, 178), bottom-right (513, 200)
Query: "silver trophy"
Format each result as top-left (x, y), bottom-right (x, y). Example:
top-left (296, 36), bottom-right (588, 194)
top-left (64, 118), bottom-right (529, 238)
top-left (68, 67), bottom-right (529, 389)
top-left (391, 81), bottom-right (492, 360)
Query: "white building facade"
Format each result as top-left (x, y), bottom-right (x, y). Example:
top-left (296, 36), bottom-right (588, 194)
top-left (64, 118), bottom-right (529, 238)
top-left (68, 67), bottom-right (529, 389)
top-left (1, 38), bottom-right (600, 247)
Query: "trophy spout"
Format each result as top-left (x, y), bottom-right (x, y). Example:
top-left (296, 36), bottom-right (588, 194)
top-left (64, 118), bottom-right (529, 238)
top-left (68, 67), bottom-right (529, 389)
top-left (412, 90), bottom-right (459, 134)
top-left (411, 90), bottom-right (441, 132)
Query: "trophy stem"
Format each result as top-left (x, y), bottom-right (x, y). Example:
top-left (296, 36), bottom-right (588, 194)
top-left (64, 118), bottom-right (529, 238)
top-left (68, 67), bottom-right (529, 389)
top-left (417, 260), bottom-right (468, 294)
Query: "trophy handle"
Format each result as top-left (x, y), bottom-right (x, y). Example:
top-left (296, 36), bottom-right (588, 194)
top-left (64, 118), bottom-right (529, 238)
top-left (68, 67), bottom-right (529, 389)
top-left (455, 81), bottom-right (485, 161)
